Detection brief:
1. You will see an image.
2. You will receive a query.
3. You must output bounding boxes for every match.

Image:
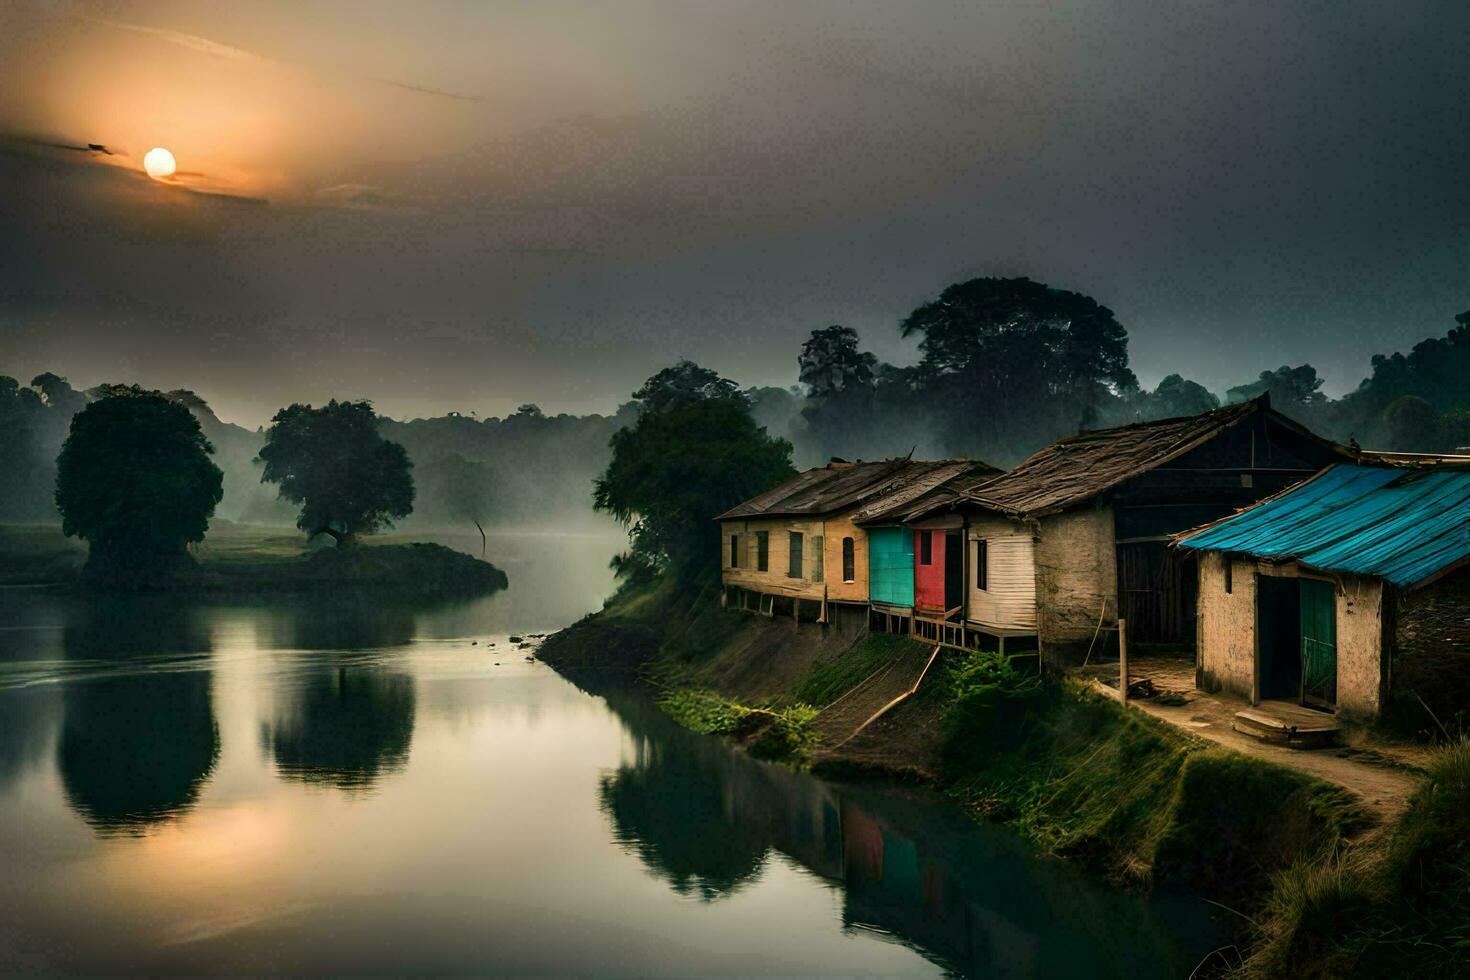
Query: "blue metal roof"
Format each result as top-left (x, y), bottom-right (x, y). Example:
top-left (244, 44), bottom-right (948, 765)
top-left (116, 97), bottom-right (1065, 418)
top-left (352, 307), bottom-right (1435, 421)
top-left (1177, 464), bottom-right (1470, 588)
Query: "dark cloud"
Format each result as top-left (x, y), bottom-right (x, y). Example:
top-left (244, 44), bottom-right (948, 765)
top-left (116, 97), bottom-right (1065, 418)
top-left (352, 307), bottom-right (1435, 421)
top-left (2, 0), bottom-right (1469, 427)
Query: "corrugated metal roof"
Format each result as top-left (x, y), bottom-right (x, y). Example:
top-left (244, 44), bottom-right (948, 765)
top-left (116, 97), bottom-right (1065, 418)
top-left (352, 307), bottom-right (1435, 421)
top-left (717, 458), bottom-right (998, 521)
top-left (1176, 463), bottom-right (1470, 588)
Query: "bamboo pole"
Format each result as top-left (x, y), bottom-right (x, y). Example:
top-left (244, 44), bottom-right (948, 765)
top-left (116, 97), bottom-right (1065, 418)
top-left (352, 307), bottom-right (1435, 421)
top-left (1119, 617), bottom-right (1129, 706)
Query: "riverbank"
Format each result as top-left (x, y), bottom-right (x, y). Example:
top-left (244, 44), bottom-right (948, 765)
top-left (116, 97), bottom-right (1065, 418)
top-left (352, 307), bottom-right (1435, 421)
top-left (0, 522), bottom-right (508, 597)
top-left (539, 577), bottom-right (1468, 978)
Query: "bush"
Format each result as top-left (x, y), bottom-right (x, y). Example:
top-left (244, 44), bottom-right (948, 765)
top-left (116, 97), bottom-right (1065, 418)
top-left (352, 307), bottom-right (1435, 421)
top-left (657, 689), bottom-right (749, 735)
top-left (942, 650), bottom-right (1044, 762)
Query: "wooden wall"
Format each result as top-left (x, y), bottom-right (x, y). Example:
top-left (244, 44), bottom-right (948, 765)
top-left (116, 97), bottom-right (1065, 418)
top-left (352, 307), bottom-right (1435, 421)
top-left (966, 515), bottom-right (1037, 630)
top-left (719, 513), bottom-right (870, 605)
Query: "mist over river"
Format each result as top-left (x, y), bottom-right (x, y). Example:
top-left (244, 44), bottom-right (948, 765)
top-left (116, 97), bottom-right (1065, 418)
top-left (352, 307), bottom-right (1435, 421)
top-left (0, 529), bottom-right (1228, 976)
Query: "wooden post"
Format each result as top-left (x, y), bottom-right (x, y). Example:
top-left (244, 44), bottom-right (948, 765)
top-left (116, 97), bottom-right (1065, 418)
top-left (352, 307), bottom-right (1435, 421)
top-left (1118, 617), bottom-right (1129, 706)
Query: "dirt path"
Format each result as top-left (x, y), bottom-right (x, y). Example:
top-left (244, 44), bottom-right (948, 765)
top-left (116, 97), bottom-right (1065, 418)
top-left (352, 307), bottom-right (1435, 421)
top-left (1078, 656), bottom-right (1425, 823)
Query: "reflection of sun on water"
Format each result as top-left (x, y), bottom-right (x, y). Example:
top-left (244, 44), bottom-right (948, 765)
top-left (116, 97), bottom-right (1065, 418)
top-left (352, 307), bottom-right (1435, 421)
top-left (143, 146), bottom-right (176, 179)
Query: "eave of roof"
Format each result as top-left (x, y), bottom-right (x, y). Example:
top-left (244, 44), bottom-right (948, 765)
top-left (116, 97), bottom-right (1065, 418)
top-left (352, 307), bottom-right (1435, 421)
top-left (913, 395), bottom-right (1350, 521)
top-left (1176, 462), bottom-right (1470, 589)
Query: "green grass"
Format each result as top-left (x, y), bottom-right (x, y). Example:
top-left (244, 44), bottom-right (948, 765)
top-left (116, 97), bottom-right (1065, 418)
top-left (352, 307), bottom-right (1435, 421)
top-left (940, 674), bottom-right (1364, 900)
top-left (0, 522), bottom-right (508, 595)
top-left (1246, 737), bottom-right (1470, 978)
top-left (790, 633), bottom-right (913, 708)
top-left (656, 687), bottom-right (820, 763)
top-left (657, 688), bottom-right (750, 735)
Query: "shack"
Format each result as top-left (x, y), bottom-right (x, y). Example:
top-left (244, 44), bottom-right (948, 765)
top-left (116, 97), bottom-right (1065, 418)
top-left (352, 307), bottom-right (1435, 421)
top-left (901, 396), bottom-right (1350, 659)
top-left (1177, 461), bottom-right (1470, 721)
top-left (718, 458), bottom-right (998, 628)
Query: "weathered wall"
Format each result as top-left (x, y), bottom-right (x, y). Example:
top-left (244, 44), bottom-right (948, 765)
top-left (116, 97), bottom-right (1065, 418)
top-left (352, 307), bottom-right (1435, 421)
top-left (1393, 567), bottom-right (1470, 722)
top-left (1035, 504), bottom-right (1116, 653)
top-left (1194, 556), bottom-right (1385, 716)
top-left (720, 517), bottom-right (827, 602)
top-left (966, 514), bottom-right (1037, 630)
top-left (820, 513), bottom-right (870, 604)
top-left (1335, 572), bottom-right (1385, 719)
top-left (1196, 552), bottom-right (1256, 699)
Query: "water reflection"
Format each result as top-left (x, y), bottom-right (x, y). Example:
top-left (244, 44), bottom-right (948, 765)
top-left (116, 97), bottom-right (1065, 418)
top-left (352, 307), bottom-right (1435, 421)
top-left (262, 665), bottom-right (416, 791)
top-left (55, 597), bottom-right (220, 835)
top-left (598, 688), bottom-right (1227, 979)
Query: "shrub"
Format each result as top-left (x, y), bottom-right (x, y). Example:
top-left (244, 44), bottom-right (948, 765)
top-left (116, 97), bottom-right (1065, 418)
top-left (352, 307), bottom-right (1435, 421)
top-left (942, 650), bottom-right (1045, 762)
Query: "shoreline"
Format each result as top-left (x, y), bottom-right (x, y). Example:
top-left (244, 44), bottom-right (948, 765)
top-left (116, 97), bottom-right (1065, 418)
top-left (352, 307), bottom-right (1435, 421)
top-left (538, 576), bottom-right (1468, 979)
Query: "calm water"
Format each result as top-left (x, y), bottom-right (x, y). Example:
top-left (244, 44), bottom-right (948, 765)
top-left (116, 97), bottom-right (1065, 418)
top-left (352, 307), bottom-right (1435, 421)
top-left (0, 530), bottom-right (1229, 976)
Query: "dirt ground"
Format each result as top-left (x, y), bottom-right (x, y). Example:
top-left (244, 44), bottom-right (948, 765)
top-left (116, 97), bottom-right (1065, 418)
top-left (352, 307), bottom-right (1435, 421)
top-left (1076, 654), bottom-right (1426, 823)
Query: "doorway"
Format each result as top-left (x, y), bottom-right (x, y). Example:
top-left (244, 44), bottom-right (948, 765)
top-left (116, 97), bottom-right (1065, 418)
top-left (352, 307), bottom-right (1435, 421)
top-left (943, 531), bottom-right (963, 615)
top-left (1256, 575), bottom-right (1337, 709)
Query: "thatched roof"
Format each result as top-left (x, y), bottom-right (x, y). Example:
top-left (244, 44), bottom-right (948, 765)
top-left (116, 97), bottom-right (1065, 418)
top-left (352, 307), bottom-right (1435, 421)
top-left (912, 395), bottom-right (1350, 521)
top-left (718, 458), bottom-right (999, 522)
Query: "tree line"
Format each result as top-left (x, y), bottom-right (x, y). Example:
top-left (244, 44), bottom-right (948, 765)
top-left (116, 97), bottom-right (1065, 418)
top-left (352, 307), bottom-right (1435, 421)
top-left (6, 274), bottom-right (1468, 580)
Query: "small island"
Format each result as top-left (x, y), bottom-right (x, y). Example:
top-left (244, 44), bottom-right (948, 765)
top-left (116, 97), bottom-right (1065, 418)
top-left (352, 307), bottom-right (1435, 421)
top-left (10, 388), bottom-right (508, 596)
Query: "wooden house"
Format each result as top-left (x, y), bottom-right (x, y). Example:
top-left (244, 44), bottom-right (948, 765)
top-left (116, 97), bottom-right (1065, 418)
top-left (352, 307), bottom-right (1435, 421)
top-left (718, 458), bottom-right (998, 627)
top-left (1177, 461), bottom-right (1470, 721)
top-left (898, 396), bottom-right (1350, 658)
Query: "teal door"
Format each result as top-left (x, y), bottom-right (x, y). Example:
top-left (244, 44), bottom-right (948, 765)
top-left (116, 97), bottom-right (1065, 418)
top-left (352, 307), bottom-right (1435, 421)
top-left (1299, 579), bottom-right (1337, 708)
top-left (868, 527), bottom-right (915, 607)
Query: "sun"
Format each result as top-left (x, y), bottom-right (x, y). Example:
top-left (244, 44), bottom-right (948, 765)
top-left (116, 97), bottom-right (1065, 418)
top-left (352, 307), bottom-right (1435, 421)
top-left (143, 147), bottom-right (177, 180)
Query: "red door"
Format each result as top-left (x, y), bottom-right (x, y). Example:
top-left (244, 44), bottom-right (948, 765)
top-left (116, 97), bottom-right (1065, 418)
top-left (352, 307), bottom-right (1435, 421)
top-left (914, 529), bottom-right (947, 612)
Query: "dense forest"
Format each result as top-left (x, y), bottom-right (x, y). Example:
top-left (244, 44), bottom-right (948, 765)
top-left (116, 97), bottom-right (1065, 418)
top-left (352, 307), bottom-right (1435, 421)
top-left (4, 278), bottom-right (1468, 529)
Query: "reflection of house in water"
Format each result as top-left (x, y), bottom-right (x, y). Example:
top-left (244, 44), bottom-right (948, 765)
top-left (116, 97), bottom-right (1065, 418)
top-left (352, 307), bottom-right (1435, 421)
top-left (262, 666), bottom-right (415, 791)
top-left (58, 598), bottom-right (219, 835)
top-left (597, 690), bottom-right (1225, 978)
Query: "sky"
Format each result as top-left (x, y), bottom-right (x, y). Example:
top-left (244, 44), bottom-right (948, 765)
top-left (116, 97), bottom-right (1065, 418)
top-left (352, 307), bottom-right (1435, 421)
top-left (2, 0), bottom-right (1468, 428)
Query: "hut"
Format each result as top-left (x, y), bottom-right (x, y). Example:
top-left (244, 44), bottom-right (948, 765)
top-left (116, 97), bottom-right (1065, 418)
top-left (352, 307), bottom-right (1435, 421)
top-left (1177, 461), bottom-right (1470, 721)
top-left (899, 396), bottom-right (1350, 659)
top-left (718, 458), bottom-right (998, 629)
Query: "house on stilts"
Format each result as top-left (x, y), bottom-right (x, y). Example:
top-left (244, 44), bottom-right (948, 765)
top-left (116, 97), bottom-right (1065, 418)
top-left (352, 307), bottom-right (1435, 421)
top-left (1176, 459), bottom-right (1470, 722)
top-left (717, 458), bottom-right (998, 632)
top-left (894, 396), bottom-right (1352, 661)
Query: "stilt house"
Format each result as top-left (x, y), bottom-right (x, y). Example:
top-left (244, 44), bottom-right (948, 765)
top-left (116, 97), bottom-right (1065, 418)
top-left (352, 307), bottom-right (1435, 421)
top-left (898, 396), bottom-right (1350, 658)
top-left (1177, 461), bottom-right (1470, 720)
top-left (718, 458), bottom-right (998, 627)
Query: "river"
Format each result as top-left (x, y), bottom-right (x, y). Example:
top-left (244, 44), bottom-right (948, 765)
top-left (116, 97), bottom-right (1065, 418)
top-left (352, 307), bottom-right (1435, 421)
top-left (0, 530), bottom-right (1230, 976)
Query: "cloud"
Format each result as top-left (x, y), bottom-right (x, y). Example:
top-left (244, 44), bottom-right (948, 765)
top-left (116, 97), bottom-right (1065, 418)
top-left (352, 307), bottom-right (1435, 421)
top-left (80, 13), bottom-right (490, 104)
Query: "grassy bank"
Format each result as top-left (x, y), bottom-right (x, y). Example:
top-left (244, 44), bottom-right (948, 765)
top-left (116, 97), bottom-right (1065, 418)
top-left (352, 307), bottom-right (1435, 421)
top-left (538, 579), bottom-right (1466, 974)
top-left (0, 522), bottom-right (508, 596)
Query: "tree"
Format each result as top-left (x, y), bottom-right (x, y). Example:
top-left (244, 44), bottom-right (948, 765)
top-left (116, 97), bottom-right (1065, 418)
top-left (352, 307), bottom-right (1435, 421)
top-left (258, 400), bottom-right (414, 545)
top-left (594, 364), bottom-right (794, 581)
top-left (1226, 364), bottom-right (1327, 412)
top-left (798, 325), bottom-right (877, 398)
top-left (631, 360), bottom-right (743, 415)
top-left (898, 276), bottom-right (1136, 461)
top-left (54, 387), bottom-right (224, 573)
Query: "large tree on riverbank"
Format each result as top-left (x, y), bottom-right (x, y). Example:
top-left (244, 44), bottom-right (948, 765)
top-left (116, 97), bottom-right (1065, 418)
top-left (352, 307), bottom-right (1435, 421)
top-left (54, 387), bottom-right (223, 574)
top-left (595, 361), bottom-right (794, 582)
top-left (258, 400), bottom-right (414, 545)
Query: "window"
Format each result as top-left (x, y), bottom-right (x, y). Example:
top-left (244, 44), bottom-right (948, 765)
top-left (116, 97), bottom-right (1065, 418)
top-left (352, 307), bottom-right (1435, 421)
top-left (975, 539), bottom-right (988, 591)
top-left (811, 535), bottom-right (823, 583)
top-left (842, 537), bottom-right (855, 582)
top-left (919, 531), bottom-right (933, 566)
top-left (1224, 557), bottom-right (1233, 594)
top-left (755, 531), bottom-right (769, 572)
top-left (729, 534), bottom-right (739, 569)
top-left (787, 531), bottom-right (804, 578)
